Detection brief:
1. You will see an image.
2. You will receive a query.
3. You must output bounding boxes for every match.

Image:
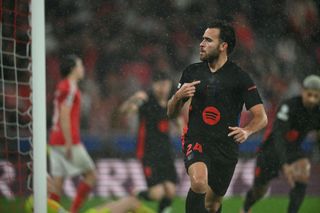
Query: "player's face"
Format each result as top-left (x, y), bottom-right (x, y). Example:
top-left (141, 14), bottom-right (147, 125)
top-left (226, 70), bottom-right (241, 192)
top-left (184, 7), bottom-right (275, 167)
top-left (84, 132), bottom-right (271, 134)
top-left (73, 58), bottom-right (85, 80)
top-left (200, 28), bottom-right (226, 62)
top-left (302, 89), bottom-right (320, 109)
top-left (152, 80), bottom-right (172, 99)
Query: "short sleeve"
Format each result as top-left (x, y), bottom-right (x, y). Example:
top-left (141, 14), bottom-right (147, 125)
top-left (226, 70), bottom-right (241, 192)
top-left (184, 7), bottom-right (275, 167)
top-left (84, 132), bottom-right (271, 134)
top-left (276, 102), bottom-right (291, 122)
top-left (57, 83), bottom-right (76, 107)
top-left (138, 102), bottom-right (148, 119)
top-left (241, 72), bottom-right (262, 110)
top-left (177, 67), bottom-right (191, 90)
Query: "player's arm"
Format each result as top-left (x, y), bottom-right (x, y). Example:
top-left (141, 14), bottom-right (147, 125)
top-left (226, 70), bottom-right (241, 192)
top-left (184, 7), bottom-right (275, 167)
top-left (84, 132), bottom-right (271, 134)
top-left (119, 91), bottom-right (148, 115)
top-left (228, 104), bottom-right (267, 143)
top-left (270, 102), bottom-right (296, 187)
top-left (167, 81), bottom-right (200, 118)
top-left (318, 130), bottom-right (320, 149)
top-left (228, 72), bottom-right (267, 143)
top-left (59, 103), bottom-right (73, 159)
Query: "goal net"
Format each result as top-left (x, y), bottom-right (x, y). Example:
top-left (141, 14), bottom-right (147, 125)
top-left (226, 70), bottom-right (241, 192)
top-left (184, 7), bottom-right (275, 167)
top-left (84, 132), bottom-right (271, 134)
top-left (0, 0), bottom-right (46, 212)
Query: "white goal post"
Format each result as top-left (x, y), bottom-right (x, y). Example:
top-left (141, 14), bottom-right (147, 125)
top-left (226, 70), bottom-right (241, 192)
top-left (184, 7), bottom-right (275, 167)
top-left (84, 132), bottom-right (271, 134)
top-left (31, 0), bottom-right (47, 212)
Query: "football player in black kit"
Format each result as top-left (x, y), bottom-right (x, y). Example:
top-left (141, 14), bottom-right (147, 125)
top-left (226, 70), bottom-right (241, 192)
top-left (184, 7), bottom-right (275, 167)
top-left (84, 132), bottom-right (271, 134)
top-left (167, 20), bottom-right (268, 213)
top-left (241, 75), bottom-right (320, 213)
top-left (120, 72), bottom-right (177, 213)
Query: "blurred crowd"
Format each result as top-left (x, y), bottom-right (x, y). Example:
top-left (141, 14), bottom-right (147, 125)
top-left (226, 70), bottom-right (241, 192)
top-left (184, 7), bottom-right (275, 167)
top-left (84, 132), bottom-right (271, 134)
top-left (44, 0), bottom-right (320, 142)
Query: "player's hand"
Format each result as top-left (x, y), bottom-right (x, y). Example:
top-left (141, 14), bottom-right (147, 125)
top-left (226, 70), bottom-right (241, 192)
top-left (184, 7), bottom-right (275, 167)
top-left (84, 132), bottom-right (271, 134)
top-left (228, 127), bottom-right (251, 143)
top-left (65, 144), bottom-right (72, 160)
top-left (282, 164), bottom-right (295, 188)
top-left (175, 81), bottom-right (201, 101)
top-left (132, 91), bottom-right (148, 106)
top-left (133, 91), bottom-right (148, 101)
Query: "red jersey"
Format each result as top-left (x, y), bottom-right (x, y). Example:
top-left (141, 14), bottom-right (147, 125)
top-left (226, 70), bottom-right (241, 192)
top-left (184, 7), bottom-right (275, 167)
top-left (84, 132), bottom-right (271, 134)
top-left (49, 79), bottom-right (81, 146)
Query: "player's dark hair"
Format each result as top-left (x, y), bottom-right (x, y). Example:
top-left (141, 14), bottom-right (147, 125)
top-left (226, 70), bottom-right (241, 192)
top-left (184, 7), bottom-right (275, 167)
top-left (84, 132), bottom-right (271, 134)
top-left (60, 54), bottom-right (79, 78)
top-left (152, 71), bottom-right (171, 82)
top-left (207, 20), bottom-right (236, 55)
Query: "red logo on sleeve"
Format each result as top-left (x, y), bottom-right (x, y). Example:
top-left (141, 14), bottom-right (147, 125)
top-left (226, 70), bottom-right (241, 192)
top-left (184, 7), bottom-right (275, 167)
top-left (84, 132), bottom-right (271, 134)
top-left (202, 106), bottom-right (221, 125)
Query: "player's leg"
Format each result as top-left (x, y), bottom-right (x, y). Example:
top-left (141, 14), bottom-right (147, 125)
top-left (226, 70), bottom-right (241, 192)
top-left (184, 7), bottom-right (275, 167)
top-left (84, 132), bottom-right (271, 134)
top-left (186, 161), bottom-right (208, 213)
top-left (48, 146), bottom-right (67, 202)
top-left (49, 176), bottom-right (64, 202)
top-left (140, 183), bottom-right (166, 201)
top-left (138, 158), bottom-right (166, 203)
top-left (91, 196), bottom-right (155, 213)
top-left (204, 187), bottom-right (222, 213)
top-left (242, 152), bottom-right (277, 213)
top-left (242, 183), bottom-right (269, 213)
top-left (159, 181), bottom-right (176, 213)
top-left (205, 160), bottom-right (237, 213)
top-left (70, 144), bottom-right (96, 213)
top-left (183, 139), bottom-right (208, 213)
top-left (287, 158), bottom-right (310, 213)
top-left (158, 156), bottom-right (177, 213)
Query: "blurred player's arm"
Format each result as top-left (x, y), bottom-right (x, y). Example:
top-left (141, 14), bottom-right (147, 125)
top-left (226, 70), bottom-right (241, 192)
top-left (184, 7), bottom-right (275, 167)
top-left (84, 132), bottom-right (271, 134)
top-left (167, 81), bottom-right (200, 118)
top-left (317, 130), bottom-right (320, 152)
top-left (228, 104), bottom-right (267, 143)
top-left (272, 103), bottom-right (295, 186)
top-left (60, 103), bottom-right (73, 159)
top-left (119, 91), bottom-right (148, 115)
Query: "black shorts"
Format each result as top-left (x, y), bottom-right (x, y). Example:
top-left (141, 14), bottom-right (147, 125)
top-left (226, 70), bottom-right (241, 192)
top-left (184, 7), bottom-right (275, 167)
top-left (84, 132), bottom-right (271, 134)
top-left (141, 155), bottom-right (178, 187)
top-left (183, 139), bottom-right (237, 196)
top-left (254, 148), bottom-right (307, 186)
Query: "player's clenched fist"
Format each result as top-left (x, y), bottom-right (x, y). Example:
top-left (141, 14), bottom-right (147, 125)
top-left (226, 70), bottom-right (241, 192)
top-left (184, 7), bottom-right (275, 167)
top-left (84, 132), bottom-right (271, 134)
top-left (175, 81), bottom-right (201, 101)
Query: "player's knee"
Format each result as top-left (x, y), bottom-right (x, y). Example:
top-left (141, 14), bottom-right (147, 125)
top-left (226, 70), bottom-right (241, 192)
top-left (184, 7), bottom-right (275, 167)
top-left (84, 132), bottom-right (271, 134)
top-left (190, 176), bottom-right (207, 193)
top-left (165, 186), bottom-right (176, 199)
top-left (84, 170), bottom-right (97, 185)
top-left (127, 196), bottom-right (141, 209)
top-left (149, 186), bottom-right (165, 201)
top-left (165, 183), bottom-right (176, 199)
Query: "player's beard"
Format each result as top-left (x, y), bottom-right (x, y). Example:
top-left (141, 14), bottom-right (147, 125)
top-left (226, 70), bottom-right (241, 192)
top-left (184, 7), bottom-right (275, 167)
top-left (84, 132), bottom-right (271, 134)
top-left (200, 46), bottom-right (220, 63)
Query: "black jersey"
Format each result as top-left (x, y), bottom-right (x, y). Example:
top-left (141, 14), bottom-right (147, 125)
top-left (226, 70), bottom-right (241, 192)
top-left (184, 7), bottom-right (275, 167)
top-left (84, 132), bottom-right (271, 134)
top-left (179, 61), bottom-right (262, 160)
top-left (136, 92), bottom-right (172, 160)
top-left (261, 96), bottom-right (320, 164)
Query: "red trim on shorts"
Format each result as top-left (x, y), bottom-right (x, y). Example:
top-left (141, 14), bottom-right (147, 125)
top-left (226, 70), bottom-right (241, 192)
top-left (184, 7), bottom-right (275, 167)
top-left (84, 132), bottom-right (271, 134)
top-left (136, 119), bottom-right (146, 159)
top-left (181, 126), bottom-right (188, 151)
top-left (255, 167), bottom-right (261, 177)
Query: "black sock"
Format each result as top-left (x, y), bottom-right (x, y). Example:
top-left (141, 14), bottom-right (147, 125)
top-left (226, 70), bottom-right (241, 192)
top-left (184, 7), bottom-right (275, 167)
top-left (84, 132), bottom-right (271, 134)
top-left (158, 197), bottom-right (172, 213)
top-left (243, 189), bottom-right (261, 212)
top-left (138, 190), bottom-right (152, 201)
top-left (288, 182), bottom-right (307, 213)
top-left (216, 205), bottom-right (222, 213)
top-left (186, 189), bottom-right (207, 213)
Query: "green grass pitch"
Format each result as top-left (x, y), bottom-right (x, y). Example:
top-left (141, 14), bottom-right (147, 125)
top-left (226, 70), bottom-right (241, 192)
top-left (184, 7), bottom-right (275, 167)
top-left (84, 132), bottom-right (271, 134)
top-left (1, 196), bottom-right (319, 212)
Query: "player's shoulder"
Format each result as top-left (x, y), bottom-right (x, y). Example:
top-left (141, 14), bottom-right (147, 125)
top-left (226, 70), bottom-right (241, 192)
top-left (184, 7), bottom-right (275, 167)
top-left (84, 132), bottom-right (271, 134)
top-left (57, 78), bottom-right (70, 91)
top-left (183, 62), bottom-right (207, 73)
top-left (228, 61), bottom-right (250, 78)
top-left (278, 96), bottom-right (302, 113)
top-left (284, 96), bottom-right (302, 107)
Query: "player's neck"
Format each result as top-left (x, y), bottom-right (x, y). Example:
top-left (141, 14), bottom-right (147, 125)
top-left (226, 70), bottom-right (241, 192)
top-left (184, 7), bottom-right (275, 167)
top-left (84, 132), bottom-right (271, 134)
top-left (154, 93), bottom-right (167, 108)
top-left (207, 55), bottom-right (228, 73)
top-left (67, 75), bottom-right (79, 85)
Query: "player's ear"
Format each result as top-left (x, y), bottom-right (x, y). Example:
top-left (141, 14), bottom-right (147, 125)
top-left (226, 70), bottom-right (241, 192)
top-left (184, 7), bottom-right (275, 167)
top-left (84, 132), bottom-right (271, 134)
top-left (220, 42), bottom-right (228, 52)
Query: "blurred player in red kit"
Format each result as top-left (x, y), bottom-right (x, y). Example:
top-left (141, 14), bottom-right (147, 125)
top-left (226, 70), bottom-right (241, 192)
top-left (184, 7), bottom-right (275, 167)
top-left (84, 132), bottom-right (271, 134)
top-left (48, 55), bottom-right (96, 213)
